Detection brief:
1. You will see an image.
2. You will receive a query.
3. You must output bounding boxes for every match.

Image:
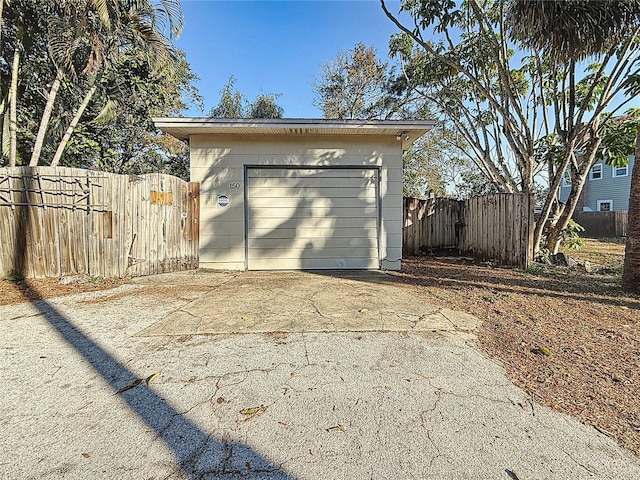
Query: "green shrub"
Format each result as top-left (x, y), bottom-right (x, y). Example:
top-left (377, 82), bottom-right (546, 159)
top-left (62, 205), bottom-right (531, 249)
top-left (3, 270), bottom-right (25, 282)
top-left (563, 219), bottom-right (585, 250)
top-left (526, 263), bottom-right (546, 275)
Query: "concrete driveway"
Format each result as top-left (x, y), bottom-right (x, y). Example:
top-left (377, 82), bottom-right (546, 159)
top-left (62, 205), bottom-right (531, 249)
top-left (2, 270), bottom-right (639, 479)
top-left (135, 270), bottom-right (479, 337)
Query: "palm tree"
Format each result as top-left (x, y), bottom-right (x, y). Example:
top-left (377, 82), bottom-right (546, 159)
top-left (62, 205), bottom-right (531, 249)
top-left (507, 0), bottom-right (640, 61)
top-left (48, 0), bottom-right (184, 166)
top-left (20, 0), bottom-right (183, 166)
top-left (506, 0), bottom-right (640, 293)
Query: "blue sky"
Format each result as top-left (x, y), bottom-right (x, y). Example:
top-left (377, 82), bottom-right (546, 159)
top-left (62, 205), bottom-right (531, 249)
top-left (175, 1), bottom-right (639, 119)
top-left (176, 0), bottom-right (404, 117)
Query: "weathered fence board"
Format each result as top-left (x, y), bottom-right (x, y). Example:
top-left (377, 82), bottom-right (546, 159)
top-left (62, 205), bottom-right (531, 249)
top-left (571, 211), bottom-right (628, 238)
top-left (403, 193), bottom-right (533, 268)
top-left (403, 197), bottom-right (460, 254)
top-left (0, 167), bottom-right (199, 278)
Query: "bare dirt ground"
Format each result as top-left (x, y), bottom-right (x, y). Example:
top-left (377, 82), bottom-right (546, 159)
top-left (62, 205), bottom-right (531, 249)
top-left (0, 275), bottom-right (125, 306)
top-left (2, 239), bottom-right (638, 457)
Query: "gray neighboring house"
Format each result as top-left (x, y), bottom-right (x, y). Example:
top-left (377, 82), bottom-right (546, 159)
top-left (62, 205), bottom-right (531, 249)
top-left (559, 156), bottom-right (634, 212)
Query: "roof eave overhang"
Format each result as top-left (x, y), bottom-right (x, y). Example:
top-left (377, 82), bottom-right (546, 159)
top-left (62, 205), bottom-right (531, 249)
top-left (153, 117), bottom-right (435, 149)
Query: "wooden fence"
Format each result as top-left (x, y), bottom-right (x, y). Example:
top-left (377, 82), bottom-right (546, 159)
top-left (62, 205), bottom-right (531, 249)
top-left (403, 193), bottom-right (533, 268)
top-left (403, 197), bottom-right (461, 254)
top-left (571, 211), bottom-right (628, 238)
top-left (0, 167), bottom-right (199, 278)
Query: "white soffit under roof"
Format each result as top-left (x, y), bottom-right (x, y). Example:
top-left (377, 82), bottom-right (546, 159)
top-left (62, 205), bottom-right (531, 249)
top-left (153, 117), bottom-right (435, 149)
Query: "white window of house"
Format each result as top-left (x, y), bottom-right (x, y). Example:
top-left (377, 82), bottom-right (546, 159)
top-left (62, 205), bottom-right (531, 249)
top-left (597, 200), bottom-right (613, 212)
top-left (562, 170), bottom-right (572, 186)
top-left (590, 163), bottom-right (603, 180)
top-left (612, 165), bottom-right (628, 178)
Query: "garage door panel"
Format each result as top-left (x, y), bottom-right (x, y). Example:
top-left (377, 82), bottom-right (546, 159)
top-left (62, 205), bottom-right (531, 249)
top-left (247, 167), bottom-right (379, 270)
top-left (253, 187), bottom-right (378, 197)
top-left (248, 192), bottom-right (378, 203)
top-left (248, 216), bottom-right (378, 230)
top-left (248, 257), bottom-right (380, 270)
top-left (247, 177), bottom-right (376, 189)
top-left (249, 236), bottom-right (376, 250)
top-left (248, 227), bottom-right (378, 240)
top-left (250, 168), bottom-right (376, 178)
top-left (249, 206), bottom-right (379, 219)
top-left (248, 188), bottom-right (377, 200)
top-left (249, 248), bottom-right (377, 260)
top-left (246, 196), bottom-right (377, 209)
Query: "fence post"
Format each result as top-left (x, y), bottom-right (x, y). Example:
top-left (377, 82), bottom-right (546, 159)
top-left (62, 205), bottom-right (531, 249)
top-left (188, 182), bottom-right (200, 269)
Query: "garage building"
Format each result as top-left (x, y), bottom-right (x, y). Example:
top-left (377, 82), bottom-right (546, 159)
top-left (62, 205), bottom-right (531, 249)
top-left (155, 118), bottom-right (433, 271)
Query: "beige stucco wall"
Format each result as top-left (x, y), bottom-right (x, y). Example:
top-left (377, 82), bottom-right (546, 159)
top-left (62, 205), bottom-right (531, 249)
top-left (189, 134), bottom-right (403, 270)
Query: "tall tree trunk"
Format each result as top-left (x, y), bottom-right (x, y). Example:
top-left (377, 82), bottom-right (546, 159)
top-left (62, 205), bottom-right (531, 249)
top-left (29, 67), bottom-right (63, 166)
top-left (622, 127), bottom-right (640, 292)
top-left (9, 45), bottom-right (19, 167)
top-left (533, 154), bottom-right (572, 253)
top-left (0, 0), bottom-right (4, 43)
top-left (545, 168), bottom-right (591, 254)
top-left (50, 84), bottom-right (98, 167)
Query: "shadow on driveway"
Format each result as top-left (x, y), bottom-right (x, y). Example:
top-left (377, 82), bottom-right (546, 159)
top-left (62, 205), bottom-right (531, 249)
top-left (21, 294), bottom-right (295, 479)
top-left (9, 203), bottom-right (293, 478)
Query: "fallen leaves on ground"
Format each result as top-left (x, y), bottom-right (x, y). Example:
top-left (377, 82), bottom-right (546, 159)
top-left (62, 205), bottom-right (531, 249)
top-left (4, 240), bottom-right (637, 457)
top-left (238, 404), bottom-right (270, 423)
top-left (114, 372), bottom-right (161, 395)
top-left (394, 239), bottom-right (640, 457)
top-left (0, 277), bottom-right (125, 306)
top-left (326, 424), bottom-right (347, 432)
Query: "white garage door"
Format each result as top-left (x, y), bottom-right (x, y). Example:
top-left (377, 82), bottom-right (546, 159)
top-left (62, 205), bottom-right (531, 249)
top-left (246, 167), bottom-right (380, 270)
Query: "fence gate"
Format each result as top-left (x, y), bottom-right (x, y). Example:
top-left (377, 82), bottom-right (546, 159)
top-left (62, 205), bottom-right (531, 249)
top-left (0, 167), bottom-right (199, 278)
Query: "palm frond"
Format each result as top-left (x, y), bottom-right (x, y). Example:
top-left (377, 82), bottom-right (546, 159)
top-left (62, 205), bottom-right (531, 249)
top-left (90, 0), bottom-right (113, 30)
top-left (156, 0), bottom-right (184, 39)
top-left (506, 0), bottom-right (640, 60)
top-left (91, 98), bottom-right (120, 124)
top-left (82, 33), bottom-right (107, 75)
top-left (126, 12), bottom-right (176, 64)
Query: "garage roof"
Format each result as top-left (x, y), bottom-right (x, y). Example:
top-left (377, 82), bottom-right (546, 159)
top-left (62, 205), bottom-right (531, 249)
top-left (153, 117), bottom-right (435, 149)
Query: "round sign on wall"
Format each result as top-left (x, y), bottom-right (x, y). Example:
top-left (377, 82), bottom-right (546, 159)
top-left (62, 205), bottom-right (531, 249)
top-left (217, 194), bottom-right (230, 207)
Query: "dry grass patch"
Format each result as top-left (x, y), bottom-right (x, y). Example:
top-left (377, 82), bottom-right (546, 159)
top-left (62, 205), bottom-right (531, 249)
top-left (565, 238), bottom-right (626, 270)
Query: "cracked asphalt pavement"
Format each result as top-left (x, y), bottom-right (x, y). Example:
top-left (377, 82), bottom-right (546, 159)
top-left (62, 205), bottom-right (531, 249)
top-left (2, 270), bottom-right (639, 479)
